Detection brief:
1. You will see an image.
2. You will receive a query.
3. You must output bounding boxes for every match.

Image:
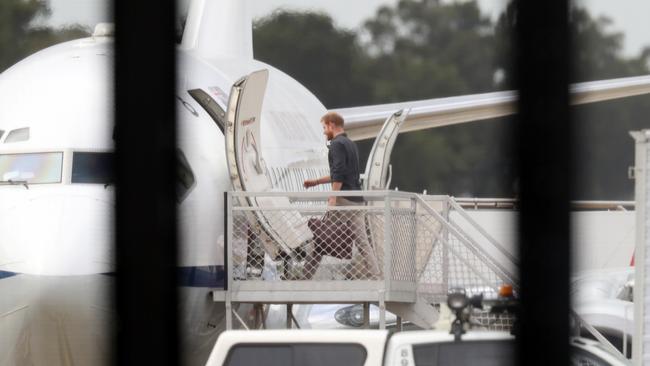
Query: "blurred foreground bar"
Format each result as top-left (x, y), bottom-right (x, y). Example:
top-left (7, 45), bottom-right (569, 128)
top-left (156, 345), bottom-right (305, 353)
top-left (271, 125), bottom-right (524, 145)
top-left (114, 0), bottom-right (178, 365)
top-left (516, 1), bottom-right (571, 365)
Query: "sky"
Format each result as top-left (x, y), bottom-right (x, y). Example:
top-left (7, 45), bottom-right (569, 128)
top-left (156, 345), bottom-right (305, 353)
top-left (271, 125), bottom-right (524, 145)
top-left (46, 0), bottom-right (649, 57)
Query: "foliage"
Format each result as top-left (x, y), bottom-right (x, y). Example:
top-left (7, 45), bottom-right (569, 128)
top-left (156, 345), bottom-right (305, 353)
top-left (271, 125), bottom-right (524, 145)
top-left (0, 0), bottom-right (90, 73)
top-left (254, 11), bottom-right (371, 108)
top-left (254, 1), bottom-right (650, 199)
top-left (494, 3), bottom-right (650, 199)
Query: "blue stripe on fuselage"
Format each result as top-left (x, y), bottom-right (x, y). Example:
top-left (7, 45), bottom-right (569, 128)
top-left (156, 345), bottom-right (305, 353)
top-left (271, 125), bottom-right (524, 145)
top-left (2, 266), bottom-right (225, 287)
top-left (177, 265), bottom-right (225, 288)
top-left (99, 266), bottom-right (225, 288)
top-left (0, 270), bottom-right (18, 279)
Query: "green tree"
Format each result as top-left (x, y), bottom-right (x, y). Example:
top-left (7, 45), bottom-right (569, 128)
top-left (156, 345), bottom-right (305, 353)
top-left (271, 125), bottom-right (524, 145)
top-left (0, 0), bottom-right (90, 73)
top-left (570, 8), bottom-right (650, 200)
top-left (495, 4), bottom-right (650, 85)
top-left (357, 0), bottom-right (511, 196)
top-left (496, 4), bottom-right (650, 199)
top-left (253, 11), bottom-right (371, 108)
top-left (362, 0), bottom-right (498, 101)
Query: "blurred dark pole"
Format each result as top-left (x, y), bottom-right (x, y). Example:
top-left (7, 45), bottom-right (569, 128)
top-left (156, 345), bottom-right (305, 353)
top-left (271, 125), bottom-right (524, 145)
top-left (114, 0), bottom-right (178, 364)
top-left (515, 1), bottom-right (571, 365)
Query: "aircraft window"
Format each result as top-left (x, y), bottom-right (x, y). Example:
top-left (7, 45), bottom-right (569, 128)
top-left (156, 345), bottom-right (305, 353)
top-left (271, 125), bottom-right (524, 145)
top-left (72, 152), bottom-right (114, 184)
top-left (413, 340), bottom-right (515, 366)
top-left (188, 89), bottom-right (226, 132)
top-left (225, 344), bottom-right (366, 366)
top-left (4, 127), bottom-right (30, 143)
top-left (0, 152), bottom-right (63, 184)
top-left (177, 149), bottom-right (195, 202)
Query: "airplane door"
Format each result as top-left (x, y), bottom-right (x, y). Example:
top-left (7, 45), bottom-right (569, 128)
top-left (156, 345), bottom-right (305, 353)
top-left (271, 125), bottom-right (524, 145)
top-left (363, 109), bottom-right (410, 190)
top-left (225, 70), bottom-right (311, 258)
top-left (225, 69), bottom-right (271, 194)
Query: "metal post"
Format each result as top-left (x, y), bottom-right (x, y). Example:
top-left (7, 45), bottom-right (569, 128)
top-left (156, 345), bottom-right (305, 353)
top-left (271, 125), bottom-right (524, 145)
top-left (384, 195), bottom-right (393, 290)
top-left (227, 192), bottom-right (234, 292)
top-left (410, 197), bottom-right (417, 283)
top-left (225, 292), bottom-right (232, 330)
top-left (624, 303), bottom-right (629, 358)
top-left (286, 304), bottom-right (293, 329)
top-left (114, 0), bottom-right (177, 364)
top-left (442, 198), bottom-right (450, 293)
top-left (396, 316), bottom-right (403, 332)
top-left (363, 302), bottom-right (370, 329)
top-left (631, 131), bottom-right (650, 365)
top-left (379, 290), bottom-right (386, 330)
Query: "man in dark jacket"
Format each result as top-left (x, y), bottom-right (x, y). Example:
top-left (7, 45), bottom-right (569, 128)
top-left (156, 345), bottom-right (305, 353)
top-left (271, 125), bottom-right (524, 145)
top-left (303, 112), bottom-right (381, 279)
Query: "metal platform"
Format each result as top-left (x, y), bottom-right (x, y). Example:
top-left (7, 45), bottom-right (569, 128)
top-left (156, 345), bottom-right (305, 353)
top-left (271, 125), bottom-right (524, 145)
top-left (213, 190), bottom-right (519, 330)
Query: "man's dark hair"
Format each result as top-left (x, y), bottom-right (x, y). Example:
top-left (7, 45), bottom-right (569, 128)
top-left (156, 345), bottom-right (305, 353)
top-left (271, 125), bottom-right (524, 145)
top-left (321, 111), bottom-right (344, 127)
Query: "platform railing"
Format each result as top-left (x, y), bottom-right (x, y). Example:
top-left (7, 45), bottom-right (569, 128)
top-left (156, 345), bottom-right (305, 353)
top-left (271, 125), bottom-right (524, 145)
top-left (226, 191), bottom-right (415, 303)
top-left (223, 191), bottom-right (518, 306)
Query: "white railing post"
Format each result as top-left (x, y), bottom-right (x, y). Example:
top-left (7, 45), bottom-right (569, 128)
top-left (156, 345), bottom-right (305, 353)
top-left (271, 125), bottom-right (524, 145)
top-left (631, 130), bottom-right (650, 366)
top-left (410, 196), bottom-right (417, 283)
top-left (384, 194), bottom-right (393, 292)
top-left (442, 196), bottom-right (450, 293)
top-left (226, 191), bottom-right (234, 292)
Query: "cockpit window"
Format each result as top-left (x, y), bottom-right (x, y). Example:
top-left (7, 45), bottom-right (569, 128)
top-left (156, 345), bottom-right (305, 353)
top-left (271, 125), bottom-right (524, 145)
top-left (72, 152), bottom-right (114, 184)
top-left (4, 127), bottom-right (30, 143)
top-left (0, 130), bottom-right (4, 140)
top-left (0, 152), bottom-right (63, 184)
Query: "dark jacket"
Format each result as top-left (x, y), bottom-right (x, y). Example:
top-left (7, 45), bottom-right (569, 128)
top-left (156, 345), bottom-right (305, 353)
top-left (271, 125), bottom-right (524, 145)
top-left (328, 133), bottom-right (363, 202)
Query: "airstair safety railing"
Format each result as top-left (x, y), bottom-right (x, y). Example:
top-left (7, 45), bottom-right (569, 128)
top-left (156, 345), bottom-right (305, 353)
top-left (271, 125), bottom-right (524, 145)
top-left (571, 309), bottom-right (630, 363)
top-left (223, 190), bottom-right (519, 309)
top-left (446, 196), bottom-right (518, 266)
top-left (412, 196), bottom-right (519, 300)
top-left (224, 190), bottom-right (420, 302)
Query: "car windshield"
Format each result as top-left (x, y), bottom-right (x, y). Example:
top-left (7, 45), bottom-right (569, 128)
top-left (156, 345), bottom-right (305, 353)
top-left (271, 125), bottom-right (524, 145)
top-left (0, 152), bottom-right (63, 184)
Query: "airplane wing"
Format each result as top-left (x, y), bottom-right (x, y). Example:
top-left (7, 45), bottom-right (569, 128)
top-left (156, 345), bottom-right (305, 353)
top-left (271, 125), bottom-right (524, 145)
top-left (335, 75), bottom-right (650, 141)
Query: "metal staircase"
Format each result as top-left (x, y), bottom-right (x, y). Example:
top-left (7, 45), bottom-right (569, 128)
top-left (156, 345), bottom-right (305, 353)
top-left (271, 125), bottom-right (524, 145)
top-left (213, 190), bottom-right (519, 331)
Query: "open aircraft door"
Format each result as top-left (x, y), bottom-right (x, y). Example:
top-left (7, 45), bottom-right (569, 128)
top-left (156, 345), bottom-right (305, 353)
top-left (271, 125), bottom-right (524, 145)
top-left (225, 70), bottom-right (312, 260)
top-left (363, 109), bottom-right (410, 191)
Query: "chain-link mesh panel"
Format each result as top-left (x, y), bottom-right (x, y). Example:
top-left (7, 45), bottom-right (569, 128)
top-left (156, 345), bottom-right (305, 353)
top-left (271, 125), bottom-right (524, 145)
top-left (471, 310), bottom-right (516, 331)
top-left (231, 201), bottom-right (404, 281)
top-left (415, 199), bottom-right (517, 304)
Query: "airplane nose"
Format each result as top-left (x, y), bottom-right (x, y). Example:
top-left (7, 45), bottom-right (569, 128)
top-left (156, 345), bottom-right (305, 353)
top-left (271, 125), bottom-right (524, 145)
top-left (0, 193), bottom-right (114, 275)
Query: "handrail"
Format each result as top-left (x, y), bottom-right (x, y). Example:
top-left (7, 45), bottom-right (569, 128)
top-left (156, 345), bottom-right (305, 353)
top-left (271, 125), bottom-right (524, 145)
top-left (571, 309), bottom-right (630, 364)
top-left (446, 196), bottom-right (519, 265)
top-left (228, 190), bottom-right (416, 198)
top-left (415, 195), bottom-right (519, 291)
top-left (453, 197), bottom-right (636, 211)
top-left (428, 226), bottom-right (502, 293)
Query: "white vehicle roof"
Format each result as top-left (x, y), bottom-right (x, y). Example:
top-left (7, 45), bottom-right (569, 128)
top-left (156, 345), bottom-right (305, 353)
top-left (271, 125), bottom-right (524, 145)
top-left (389, 329), bottom-right (514, 345)
top-left (206, 330), bottom-right (389, 366)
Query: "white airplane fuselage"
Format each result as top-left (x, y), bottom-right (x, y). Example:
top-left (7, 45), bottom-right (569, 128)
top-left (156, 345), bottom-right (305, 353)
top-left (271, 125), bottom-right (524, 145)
top-left (0, 35), bottom-right (329, 365)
